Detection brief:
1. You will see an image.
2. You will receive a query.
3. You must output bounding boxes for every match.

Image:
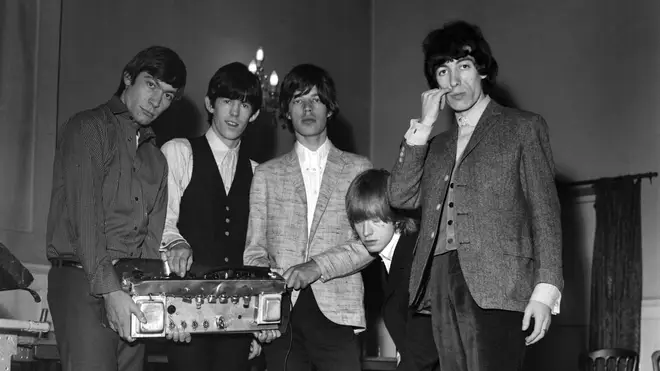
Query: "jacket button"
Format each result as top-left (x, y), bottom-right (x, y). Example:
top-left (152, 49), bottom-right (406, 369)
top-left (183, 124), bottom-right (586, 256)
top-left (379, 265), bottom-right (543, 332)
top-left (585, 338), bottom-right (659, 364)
top-left (431, 232), bottom-right (435, 239)
top-left (225, 231), bottom-right (230, 236)
top-left (224, 257), bottom-right (229, 262)
top-left (225, 218), bottom-right (230, 223)
top-left (436, 204), bottom-right (441, 210)
top-left (444, 175), bottom-right (449, 181)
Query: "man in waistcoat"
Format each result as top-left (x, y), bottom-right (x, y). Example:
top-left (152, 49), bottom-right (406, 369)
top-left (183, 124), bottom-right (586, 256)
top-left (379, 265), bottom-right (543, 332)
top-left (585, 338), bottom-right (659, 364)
top-left (160, 62), bottom-right (263, 371)
top-left (388, 21), bottom-right (564, 371)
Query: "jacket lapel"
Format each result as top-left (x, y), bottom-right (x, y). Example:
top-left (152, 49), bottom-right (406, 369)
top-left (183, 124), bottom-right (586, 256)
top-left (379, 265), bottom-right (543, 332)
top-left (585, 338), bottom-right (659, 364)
top-left (427, 126), bottom-right (458, 191)
top-left (285, 149), bottom-right (307, 205)
top-left (457, 100), bottom-right (502, 164)
top-left (384, 233), bottom-right (416, 300)
top-left (309, 144), bottom-right (344, 243)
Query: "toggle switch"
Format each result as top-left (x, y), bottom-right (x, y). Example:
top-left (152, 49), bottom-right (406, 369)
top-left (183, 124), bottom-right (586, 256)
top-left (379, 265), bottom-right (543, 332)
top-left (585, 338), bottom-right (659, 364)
top-left (180, 321), bottom-right (187, 329)
top-left (216, 316), bottom-right (225, 329)
top-left (219, 293), bottom-right (228, 304)
top-left (203, 320), bottom-right (209, 329)
top-left (243, 295), bottom-right (251, 308)
top-left (231, 295), bottom-right (240, 304)
top-left (191, 320), bottom-right (198, 330)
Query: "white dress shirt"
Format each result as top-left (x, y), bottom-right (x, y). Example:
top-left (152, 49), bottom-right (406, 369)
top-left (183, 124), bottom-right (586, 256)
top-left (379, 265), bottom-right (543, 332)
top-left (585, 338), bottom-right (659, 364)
top-left (295, 139), bottom-right (331, 235)
top-left (378, 232), bottom-right (401, 273)
top-left (160, 129), bottom-right (258, 249)
top-left (403, 95), bottom-right (562, 315)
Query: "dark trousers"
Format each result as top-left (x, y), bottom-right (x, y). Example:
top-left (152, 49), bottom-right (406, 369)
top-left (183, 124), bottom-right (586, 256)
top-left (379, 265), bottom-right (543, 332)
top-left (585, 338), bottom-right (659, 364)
top-left (397, 312), bottom-right (440, 371)
top-left (166, 333), bottom-right (252, 371)
top-left (428, 251), bottom-right (526, 371)
top-left (263, 287), bottom-right (361, 371)
top-left (47, 266), bottom-right (145, 371)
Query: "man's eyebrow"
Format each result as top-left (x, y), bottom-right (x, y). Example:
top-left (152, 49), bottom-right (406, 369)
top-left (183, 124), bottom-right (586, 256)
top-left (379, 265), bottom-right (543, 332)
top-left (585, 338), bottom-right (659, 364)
top-left (456, 56), bottom-right (475, 63)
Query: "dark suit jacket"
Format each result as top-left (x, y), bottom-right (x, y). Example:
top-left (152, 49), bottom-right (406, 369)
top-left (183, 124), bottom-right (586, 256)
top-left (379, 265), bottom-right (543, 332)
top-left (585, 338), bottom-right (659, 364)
top-left (381, 232), bottom-right (417, 352)
top-left (388, 99), bottom-right (564, 313)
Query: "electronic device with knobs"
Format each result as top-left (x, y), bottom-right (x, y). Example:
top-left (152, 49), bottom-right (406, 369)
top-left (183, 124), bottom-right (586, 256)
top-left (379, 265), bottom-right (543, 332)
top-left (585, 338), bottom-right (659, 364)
top-left (111, 258), bottom-right (290, 338)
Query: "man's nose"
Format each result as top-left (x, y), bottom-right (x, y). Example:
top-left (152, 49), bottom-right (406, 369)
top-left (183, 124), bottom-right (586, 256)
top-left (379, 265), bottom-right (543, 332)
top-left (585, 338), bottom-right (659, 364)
top-left (150, 91), bottom-right (163, 108)
top-left (230, 101), bottom-right (240, 116)
top-left (450, 71), bottom-right (460, 87)
top-left (362, 223), bottom-right (373, 237)
top-left (302, 100), bottom-right (313, 112)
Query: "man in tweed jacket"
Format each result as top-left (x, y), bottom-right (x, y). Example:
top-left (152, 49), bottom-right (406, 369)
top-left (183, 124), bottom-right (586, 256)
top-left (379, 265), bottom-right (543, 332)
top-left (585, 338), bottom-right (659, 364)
top-left (388, 21), bottom-right (563, 371)
top-left (243, 64), bottom-right (373, 371)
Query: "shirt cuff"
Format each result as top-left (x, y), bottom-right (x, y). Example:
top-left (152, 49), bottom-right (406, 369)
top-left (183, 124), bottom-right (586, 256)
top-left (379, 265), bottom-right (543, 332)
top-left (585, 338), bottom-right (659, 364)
top-left (530, 283), bottom-right (562, 315)
top-left (403, 119), bottom-right (433, 146)
top-left (160, 232), bottom-right (188, 250)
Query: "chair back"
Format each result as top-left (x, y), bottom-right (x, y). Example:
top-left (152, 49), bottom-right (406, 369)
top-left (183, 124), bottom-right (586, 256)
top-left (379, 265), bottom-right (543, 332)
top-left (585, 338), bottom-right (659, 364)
top-left (580, 348), bottom-right (639, 371)
top-left (651, 350), bottom-right (660, 371)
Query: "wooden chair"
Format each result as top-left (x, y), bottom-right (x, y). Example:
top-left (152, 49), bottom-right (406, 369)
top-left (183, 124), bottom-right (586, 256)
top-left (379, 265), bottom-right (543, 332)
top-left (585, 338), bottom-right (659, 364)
top-left (651, 350), bottom-right (660, 371)
top-left (580, 348), bottom-right (639, 371)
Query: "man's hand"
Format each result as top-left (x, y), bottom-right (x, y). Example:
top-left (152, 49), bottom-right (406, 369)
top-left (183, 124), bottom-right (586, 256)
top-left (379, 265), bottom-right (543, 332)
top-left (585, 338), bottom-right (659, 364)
top-left (522, 300), bottom-right (552, 346)
top-left (282, 260), bottom-right (322, 290)
top-left (420, 87), bottom-right (452, 126)
top-left (161, 241), bottom-right (193, 277)
top-left (165, 325), bottom-right (191, 343)
top-left (253, 329), bottom-right (281, 343)
top-left (248, 339), bottom-right (262, 360)
top-left (103, 290), bottom-right (146, 342)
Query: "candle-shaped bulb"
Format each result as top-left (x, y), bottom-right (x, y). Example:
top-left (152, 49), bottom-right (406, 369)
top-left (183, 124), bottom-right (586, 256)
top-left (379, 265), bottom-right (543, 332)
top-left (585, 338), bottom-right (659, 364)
top-left (256, 47), bottom-right (264, 62)
top-left (248, 60), bottom-right (257, 74)
top-left (269, 71), bottom-right (279, 87)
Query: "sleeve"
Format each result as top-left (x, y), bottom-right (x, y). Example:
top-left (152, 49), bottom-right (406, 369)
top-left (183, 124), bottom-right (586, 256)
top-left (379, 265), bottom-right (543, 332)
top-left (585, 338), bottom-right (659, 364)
top-left (311, 159), bottom-right (375, 281)
top-left (387, 124), bottom-right (431, 210)
top-left (243, 166), bottom-right (271, 267)
top-left (143, 160), bottom-right (168, 258)
top-left (61, 116), bottom-right (120, 295)
top-left (520, 115), bottom-right (564, 293)
top-left (160, 139), bottom-right (193, 249)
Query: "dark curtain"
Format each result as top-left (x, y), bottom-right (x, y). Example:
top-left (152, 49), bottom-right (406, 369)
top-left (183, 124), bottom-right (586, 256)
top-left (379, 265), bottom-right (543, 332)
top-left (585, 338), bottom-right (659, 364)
top-left (589, 177), bottom-right (642, 352)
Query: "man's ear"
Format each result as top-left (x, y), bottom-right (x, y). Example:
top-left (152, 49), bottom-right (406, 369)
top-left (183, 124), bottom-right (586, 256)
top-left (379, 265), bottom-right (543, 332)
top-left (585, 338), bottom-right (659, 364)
top-left (249, 109), bottom-right (260, 122)
top-left (204, 96), bottom-right (214, 114)
top-left (123, 71), bottom-right (133, 87)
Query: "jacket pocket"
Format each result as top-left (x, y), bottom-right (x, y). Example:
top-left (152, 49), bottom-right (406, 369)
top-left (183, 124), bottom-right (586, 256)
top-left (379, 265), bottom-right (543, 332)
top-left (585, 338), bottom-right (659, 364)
top-left (502, 254), bottom-right (534, 301)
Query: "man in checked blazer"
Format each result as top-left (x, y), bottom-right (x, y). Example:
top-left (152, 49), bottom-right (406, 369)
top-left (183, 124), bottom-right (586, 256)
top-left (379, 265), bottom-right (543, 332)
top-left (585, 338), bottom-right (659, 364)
top-left (388, 21), bottom-right (564, 371)
top-left (243, 64), bottom-right (373, 371)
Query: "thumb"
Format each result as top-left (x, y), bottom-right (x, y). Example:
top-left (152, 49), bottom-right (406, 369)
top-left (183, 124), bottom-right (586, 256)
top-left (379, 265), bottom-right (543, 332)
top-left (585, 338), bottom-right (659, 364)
top-left (521, 306), bottom-right (532, 331)
top-left (131, 301), bottom-right (147, 324)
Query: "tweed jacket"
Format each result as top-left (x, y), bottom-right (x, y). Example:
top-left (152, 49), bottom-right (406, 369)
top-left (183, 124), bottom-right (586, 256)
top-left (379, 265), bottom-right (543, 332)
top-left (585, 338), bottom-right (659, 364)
top-left (388, 100), bottom-right (563, 313)
top-left (243, 142), bottom-right (373, 328)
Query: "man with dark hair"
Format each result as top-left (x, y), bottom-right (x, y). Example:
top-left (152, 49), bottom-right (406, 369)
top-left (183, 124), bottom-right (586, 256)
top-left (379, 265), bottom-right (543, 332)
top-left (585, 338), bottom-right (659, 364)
top-left (46, 45), bottom-right (187, 371)
top-left (160, 61), bottom-right (262, 371)
top-left (244, 63), bottom-right (373, 371)
top-left (388, 20), bottom-right (564, 371)
top-left (346, 169), bottom-right (439, 371)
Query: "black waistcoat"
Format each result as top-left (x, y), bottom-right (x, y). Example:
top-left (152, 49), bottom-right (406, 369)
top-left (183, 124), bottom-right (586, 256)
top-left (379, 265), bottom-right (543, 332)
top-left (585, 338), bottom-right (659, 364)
top-left (177, 136), bottom-right (253, 267)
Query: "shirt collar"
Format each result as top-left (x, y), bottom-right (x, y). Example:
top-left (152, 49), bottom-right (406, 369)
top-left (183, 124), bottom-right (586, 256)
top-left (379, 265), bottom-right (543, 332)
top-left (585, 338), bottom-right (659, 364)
top-left (455, 95), bottom-right (491, 127)
top-left (379, 232), bottom-right (401, 262)
top-left (206, 127), bottom-right (240, 152)
top-left (295, 138), bottom-right (331, 165)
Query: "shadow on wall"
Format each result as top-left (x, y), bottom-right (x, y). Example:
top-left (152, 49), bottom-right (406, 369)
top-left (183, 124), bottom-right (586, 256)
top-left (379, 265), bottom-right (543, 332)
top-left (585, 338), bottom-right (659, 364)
top-left (152, 94), bottom-right (204, 147)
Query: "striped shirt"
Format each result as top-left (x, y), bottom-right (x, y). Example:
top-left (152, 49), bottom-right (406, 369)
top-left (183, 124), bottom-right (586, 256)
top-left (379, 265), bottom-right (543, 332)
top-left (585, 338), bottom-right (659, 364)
top-left (46, 96), bottom-right (168, 295)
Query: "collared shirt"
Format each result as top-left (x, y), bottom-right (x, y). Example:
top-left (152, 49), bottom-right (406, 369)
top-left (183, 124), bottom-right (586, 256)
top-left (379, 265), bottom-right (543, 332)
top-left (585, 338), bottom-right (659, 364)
top-left (295, 139), bottom-right (331, 235)
top-left (46, 96), bottom-right (168, 295)
top-left (403, 95), bottom-right (562, 315)
top-left (378, 232), bottom-right (401, 273)
top-left (160, 128), bottom-right (258, 249)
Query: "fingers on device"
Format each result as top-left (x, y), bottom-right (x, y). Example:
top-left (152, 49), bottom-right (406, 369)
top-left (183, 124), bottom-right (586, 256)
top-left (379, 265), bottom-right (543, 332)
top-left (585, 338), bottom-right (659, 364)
top-left (114, 259), bottom-right (290, 338)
